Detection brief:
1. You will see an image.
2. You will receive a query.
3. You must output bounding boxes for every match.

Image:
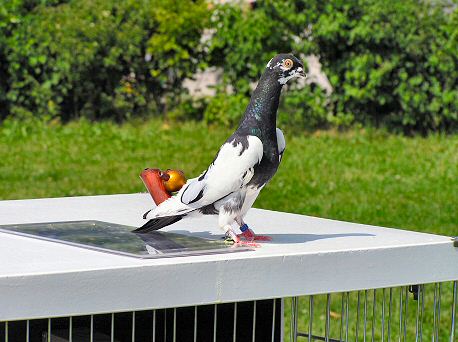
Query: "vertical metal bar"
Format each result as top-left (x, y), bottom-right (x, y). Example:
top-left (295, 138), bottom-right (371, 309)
top-left (451, 281), bottom-right (457, 342)
top-left (291, 297), bottom-right (298, 342)
top-left (153, 310), bottom-right (156, 342)
top-left (4, 321), bottom-right (7, 342)
top-left (132, 311), bottom-right (136, 342)
top-left (252, 301), bottom-right (257, 342)
top-left (172, 308), bottom-right (176, 342)
top-left (233, 303), bottom-right (237, 342)
top-left (48, 318), bottom-right (51, 342)
top-left (382, 289), bottom-right (386, 342)
top-left (214, 304), bottom-right (217, 342)
top-left (433, 283), bottom-right (438, 342)
top-left (419, 285), bottom-right (424, 342)
top-left (437, 283), bottom-right (442, 342)
top-left (325, 293), bottom-right (331, 342)
top-left (399, 287), bottom-right (403, 342)
top-left (164, 309), bottom-right (167, 342)
top-left (272, 299), bottom-right (277, 342)
top-left (340, 293), bottom-right (345, 342)
top-left (309, 296), bottom-right (314, 342)
top-left (26, 320), bottom-right (30, 342)
top-left (372, 289), bottom-right (377, 342)
top-left (413, 285), bottom-right (423, 342)
top-left (388, 288), bottom-right (393, 342)
top-left (403, 287), bottom-right (408, 342)
top-left (194, 306), bottom-right (198, 342)
top-left (415, 287), bottom-right (420, 342)
top-left (90, 315), bottom-right (93, 342)
top-left (345, 292), bottom-right (350, 342)
top-left (111, 313), bottom-right (115, 342)
top-left (363, 290), bottom-right (368, 342)
top-left (356, 291), bottom-right (361, 342)
top-left (69, 316), bottom-right (73, 342)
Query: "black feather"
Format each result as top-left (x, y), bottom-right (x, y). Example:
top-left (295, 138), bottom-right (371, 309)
top-left (133, 215), bottom-right (183, 234)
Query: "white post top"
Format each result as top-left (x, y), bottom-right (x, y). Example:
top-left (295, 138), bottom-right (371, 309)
top-left (0, 193), bottom-right (456, 321)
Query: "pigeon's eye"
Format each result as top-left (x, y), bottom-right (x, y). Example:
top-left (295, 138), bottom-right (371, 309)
top-left (282, 59), bottom-right (293, 69)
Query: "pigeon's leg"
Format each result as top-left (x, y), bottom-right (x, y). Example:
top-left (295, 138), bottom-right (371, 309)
top-left (223, 225), bottom-right (240, 243)
top-left (219, 209), bottom-right (260, 247)
top-left (235, 218), bottom-right (255, 241)
top-left (235, 218), bottom-right (272, 242)
top-left (218, 209), bottom-right (240, 243)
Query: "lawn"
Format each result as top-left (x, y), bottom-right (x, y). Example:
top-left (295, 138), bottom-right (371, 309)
top-left (1, 118), bottom-right (456, 236)
top-left (1, 118), bottom-right (457, 340)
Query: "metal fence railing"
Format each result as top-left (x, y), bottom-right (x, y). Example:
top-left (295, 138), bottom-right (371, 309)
top-left (1, 281), bottom-right (456, 341)
top-left (289, 281), bottom-right (457, 342)
top-left (0, 299), bottom-right (283, 342)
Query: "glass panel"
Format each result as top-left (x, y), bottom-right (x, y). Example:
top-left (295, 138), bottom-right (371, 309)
top-left (0, 220), bottom-right (251, 258)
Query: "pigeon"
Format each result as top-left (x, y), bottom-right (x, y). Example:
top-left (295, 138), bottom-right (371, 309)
top-left (135, 54), bottom-right (305, 243)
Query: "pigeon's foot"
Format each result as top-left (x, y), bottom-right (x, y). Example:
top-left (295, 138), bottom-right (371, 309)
top-left (224, 228), bottom-right (261, 247)
top-left (238, 224), bottom-right (272, 242)
top-left (237, 232), bottom-right (272, 242)
top-left (252, 234), bottom-right (272, 241)
top-left (224, 229), bottom-right (240, 244)
top-left (236, 240), bottom-right (261, 247)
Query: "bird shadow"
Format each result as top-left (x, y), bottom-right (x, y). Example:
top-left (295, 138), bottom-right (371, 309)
top-left (168, 230), bottom-right (375, 244)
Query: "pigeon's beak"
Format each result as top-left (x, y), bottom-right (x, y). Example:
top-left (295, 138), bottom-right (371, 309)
top-left (296, 67), bottom-right (307, 79)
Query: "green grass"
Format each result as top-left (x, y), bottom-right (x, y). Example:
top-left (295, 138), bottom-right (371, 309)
top-left (1, 118), bottom-right (457, 340)
top-left (1, 118), bottom-right (456, 236)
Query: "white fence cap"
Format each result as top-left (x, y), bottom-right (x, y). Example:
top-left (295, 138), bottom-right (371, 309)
top-left (0, 193), bottom-right (456, 320)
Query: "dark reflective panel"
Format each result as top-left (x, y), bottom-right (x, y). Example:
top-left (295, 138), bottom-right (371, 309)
top-left (0, 220), bottom-right (250, 258)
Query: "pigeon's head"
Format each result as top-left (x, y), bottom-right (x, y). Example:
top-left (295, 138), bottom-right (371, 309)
top-left (265, 54), bottom-right (306, 85)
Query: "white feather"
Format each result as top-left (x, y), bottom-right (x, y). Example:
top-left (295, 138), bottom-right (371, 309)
top-left (181, 177), bottom-right (206, 204)
top-left (240, 185), bottom-right (263, 217)
top-left (146, 135), bottom-right (263, 219)
top-left (266, 57), bottom-right (273, 68)
top-left (276, 128), bottom-right (286, 156)
top-left (183, 135), bottom-right (263, 207)
top-left (144, 183), bottom-right (195, 219)
top-left (278, 69), bottom-right (297, 84)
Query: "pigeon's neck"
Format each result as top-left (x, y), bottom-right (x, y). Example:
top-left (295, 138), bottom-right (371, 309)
top-left (239, 73), bottom-right (282, 136)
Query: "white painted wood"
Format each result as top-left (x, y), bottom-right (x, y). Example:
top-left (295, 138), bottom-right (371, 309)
top-left (0, 193), bottom-right (456, 320)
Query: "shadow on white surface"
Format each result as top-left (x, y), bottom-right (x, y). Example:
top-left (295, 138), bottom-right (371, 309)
top-left (169, 230), bottom-right (375, 244)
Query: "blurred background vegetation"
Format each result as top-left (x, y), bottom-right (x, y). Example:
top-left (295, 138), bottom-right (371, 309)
top-left (1, 0), bottom-right (457, 133)
top-left (0, 0), bottom-right (457, 235)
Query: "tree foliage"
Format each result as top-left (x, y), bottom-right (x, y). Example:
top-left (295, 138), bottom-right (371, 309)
top-left (0, 0), bottom-right (457, 133)
top-left (1, 0), bottom-right (209, 121)
top-left (209, 0), bottom-right (458, 133)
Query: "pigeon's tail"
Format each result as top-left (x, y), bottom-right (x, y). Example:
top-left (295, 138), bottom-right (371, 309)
top-left (133, 215), bottom-right (184, 234)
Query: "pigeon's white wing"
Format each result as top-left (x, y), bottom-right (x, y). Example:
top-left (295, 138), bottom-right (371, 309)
top-left (276, 127), bottom-right (286, 162)
top-left (145, 181), bottom-right (197, 218)
top-left (145, 135), bottom-right (263, 220)
top-left (180, 135), bottom-right (263, 207)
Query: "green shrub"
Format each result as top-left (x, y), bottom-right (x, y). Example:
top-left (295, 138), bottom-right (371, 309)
top-left (204, 91), bottom-right (249, 126)
top-left (305, 0), bottom-right (458, 134)
top-left (2, 0), bottom-right (457, 134)
top-left (210, 0), bottom-right (458, 134)
top-left (0, 1), bottom-right (74, 120)
top-left (207, 3), bottom-right (331, 130)
top-left (3, 0), bottom-right (210, 121)
top-left (208, 3), bottom-right (292, 95)
top-left (166, 95), bottom-right (206, 122)
top-left (279, 85), bottom-right (331, 131)
top-left (0, 0), bottom-right (45, 119)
